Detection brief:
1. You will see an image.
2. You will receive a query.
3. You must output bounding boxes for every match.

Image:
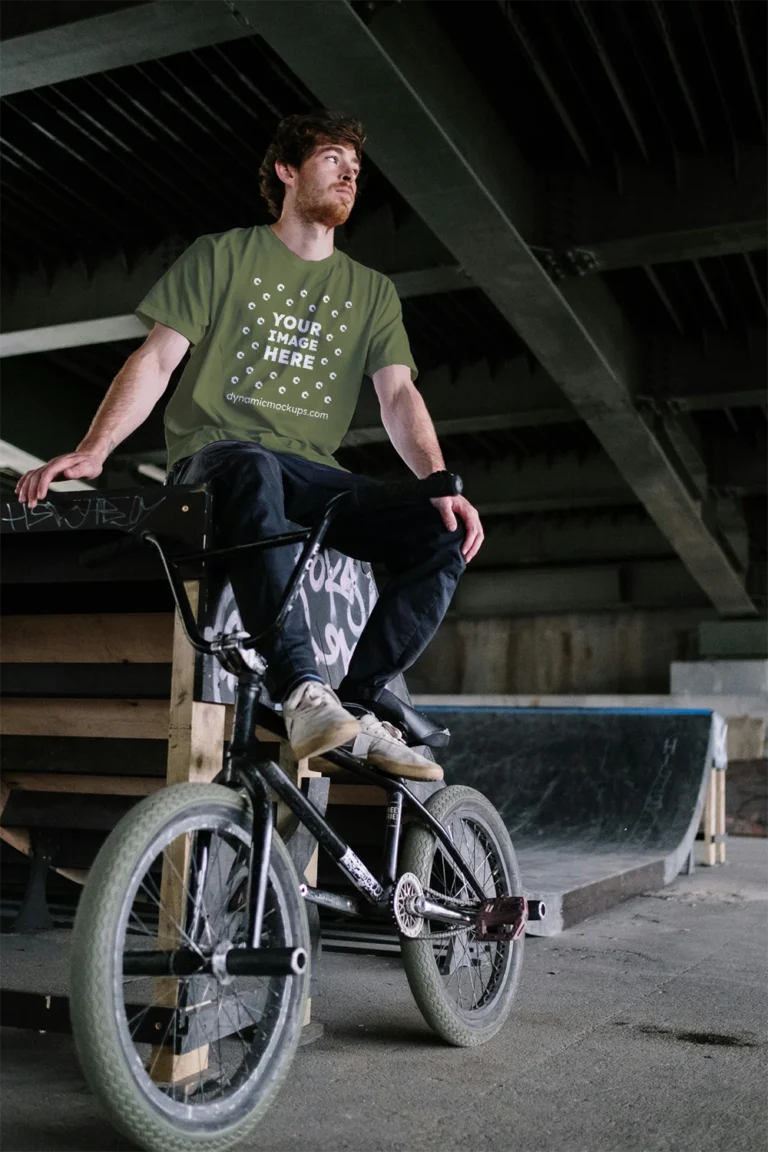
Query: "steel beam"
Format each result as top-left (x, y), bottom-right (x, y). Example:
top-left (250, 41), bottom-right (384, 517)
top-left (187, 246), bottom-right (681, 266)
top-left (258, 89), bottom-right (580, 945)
top-left (0, 1), bottom-right (251, 97)
top-left (0, 317), bottom-right (146, 358)
top-left (453, 559), bottom-right (709, 615)
top-left (545, 149), bottom-right (767, 271)
top-left (0, 242), bottom-right (471, 351)
top-left (643, 330), bottom-right (767, 413)
top-left (345, 355), bottom-right (575, 445)
top-left (710, 442), bottom-right (768, 496)
top-left (242, 0), bottom-right (754, 615)
top-left (0, 355), bottom-right (103, 463)
top-left (0, 440), bottom-right (92, 492)
top-left (471, 511), bottom-right (670, 570)
top-left (371, 454), bottom-right (636, 516)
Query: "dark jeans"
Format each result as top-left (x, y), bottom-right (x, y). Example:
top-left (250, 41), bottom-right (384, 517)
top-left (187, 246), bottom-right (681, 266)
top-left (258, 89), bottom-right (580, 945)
top-left (169, 440), bottom-right (466, 703)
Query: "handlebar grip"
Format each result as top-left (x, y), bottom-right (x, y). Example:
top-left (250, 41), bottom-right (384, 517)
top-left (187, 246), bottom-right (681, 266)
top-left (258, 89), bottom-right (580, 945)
top-left (79, 533), bottom-right (146, 570)
top-left (352, 471), bottom-right (463, 512)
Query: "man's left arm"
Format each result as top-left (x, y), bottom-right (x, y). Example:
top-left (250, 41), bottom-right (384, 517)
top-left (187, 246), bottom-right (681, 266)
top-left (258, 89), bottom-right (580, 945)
top-left (372, 365), bottom-right (484, 562)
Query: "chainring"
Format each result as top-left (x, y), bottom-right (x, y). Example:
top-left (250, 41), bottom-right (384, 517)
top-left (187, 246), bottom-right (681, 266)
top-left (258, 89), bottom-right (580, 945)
top-left (392, 872), bottom-right (425, 938)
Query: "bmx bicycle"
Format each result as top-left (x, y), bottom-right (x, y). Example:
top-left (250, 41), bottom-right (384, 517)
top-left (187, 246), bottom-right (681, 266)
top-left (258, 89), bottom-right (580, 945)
top-left (69, 471), bottom-right (535, 1152)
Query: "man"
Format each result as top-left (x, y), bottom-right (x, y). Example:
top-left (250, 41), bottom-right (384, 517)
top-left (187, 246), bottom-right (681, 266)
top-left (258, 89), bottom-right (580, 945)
top-left (16, 110), bottom-right (483, 780)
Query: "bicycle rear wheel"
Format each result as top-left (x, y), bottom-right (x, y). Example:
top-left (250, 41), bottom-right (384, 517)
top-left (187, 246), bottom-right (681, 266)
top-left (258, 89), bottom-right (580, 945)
top-left (70, 783), bottom-right (309, 1152)
top-left (399, 785), bottom-right (524, 1047)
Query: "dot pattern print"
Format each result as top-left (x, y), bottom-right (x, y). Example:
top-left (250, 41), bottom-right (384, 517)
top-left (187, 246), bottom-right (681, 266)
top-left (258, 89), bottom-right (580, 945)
top-left (225, 271), bottom-right (364, 426)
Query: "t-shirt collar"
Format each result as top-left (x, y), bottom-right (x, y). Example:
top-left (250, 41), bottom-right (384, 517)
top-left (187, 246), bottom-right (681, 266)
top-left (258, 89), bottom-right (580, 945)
top-left (262, 224), bottom-right (340, 271)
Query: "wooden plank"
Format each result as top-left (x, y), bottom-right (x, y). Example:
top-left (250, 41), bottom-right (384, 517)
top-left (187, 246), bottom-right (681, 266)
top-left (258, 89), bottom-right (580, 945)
top-left (716, 769), bottom-right (727, 864)
top-left (2, 792), bottom-right (134, 830)
top-left (223, 704), bottom-right (280, 744)
top-left (150, 827), bottom-right (201, 1080)
top-left (0, 825), bottom-right (31, 856)
top-left (0, 735), bottom-right (168, 778)
top-left (0, 823), bottom-right (88, 885)
top-left (0, 699), bottom-right (169, 739)
top-left (1, 773), bottom-right (162, 797)
top-left (165, 583), bottom-right (226, 786)
top-left (702, 768), bottom-right (717, 866)
top-left (276, 742), bottom-right (318, 1028)
top-left (327, 784), bottom-right (388, 807)
top-left (153, 581), bottom-right (221, 1080)
top-left (0, 663), bottom-right (172, 700)
top-left (150, 1044), bottom-right (210, 1085)
top-left (1, 614), bottom-right (174, 663)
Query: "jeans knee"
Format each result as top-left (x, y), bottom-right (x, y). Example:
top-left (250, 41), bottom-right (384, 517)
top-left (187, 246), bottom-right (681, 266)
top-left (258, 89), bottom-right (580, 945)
top-left (205, 446), bottom-right (283, 537)
top-left (424, 522), bottom-right (465, 581)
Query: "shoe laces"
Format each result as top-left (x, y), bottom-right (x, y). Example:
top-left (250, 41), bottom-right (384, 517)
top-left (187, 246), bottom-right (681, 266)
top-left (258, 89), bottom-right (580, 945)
top-left (361, 713), bottom-right (406, 745)
top-left (289, 681), bottom-right (333, 710)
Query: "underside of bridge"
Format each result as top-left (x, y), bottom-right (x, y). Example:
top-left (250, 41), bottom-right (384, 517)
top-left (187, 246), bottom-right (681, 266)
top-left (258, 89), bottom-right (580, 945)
top-left (1, 0), bottom-right (766, 633)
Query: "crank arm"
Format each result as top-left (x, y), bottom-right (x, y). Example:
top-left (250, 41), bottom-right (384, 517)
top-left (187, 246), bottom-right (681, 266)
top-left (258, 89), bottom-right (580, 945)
top-left (413, 897), bottom-right (474, 926)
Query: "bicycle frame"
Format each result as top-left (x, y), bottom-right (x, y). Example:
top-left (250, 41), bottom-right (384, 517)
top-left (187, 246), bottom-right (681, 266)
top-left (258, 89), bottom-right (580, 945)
top-left (222, 682), bottom-right (487, 948)
top-left (137, 499), bottom-right (489, 950)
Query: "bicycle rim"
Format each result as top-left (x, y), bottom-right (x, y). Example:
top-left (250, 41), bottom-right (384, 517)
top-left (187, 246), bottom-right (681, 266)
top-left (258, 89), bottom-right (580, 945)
top-left (427, 812), bottom-right (514, 1017)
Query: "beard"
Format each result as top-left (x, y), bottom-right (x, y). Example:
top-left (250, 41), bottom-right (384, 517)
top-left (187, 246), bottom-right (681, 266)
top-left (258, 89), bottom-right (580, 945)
top-left (294, 183), bottom-right (353, 228)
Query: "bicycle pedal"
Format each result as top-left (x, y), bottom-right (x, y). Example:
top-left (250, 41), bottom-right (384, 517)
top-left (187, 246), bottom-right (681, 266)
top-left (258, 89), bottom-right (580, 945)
top-left (475, 896), bottom-right (527, 942)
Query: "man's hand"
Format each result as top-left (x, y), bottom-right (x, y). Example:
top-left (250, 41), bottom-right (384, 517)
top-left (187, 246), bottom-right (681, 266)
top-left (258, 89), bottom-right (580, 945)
top-left (15, 451), bottom-right (105, 509)
top-left (431, 494), bottom-right (484, 562)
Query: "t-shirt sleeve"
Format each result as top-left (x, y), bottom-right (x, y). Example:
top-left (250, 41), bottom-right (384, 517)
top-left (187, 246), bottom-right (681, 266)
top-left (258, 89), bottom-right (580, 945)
top-left (364, 279), bottom-right (418, 381)
top-left (135, 235), bottom-right (215, 346)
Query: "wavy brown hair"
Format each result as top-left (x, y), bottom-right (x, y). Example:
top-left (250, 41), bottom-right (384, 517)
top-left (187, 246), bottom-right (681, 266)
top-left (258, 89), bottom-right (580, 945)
top-left (259, 110), bottom-right (366, 219)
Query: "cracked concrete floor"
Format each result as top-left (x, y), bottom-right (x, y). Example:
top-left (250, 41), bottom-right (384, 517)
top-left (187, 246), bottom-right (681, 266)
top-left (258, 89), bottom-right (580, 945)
top-left (1, 837), bottom-right (766, 1152)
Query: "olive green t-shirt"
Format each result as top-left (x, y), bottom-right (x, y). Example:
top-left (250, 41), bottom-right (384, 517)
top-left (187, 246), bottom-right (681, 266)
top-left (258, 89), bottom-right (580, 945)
top-left (135, 225), bottom-right (417, 470)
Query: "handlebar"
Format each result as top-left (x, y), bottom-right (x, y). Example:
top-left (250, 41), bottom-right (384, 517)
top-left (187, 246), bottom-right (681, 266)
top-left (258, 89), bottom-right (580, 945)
top-left (349, 470), bottom-right (462, 512)
top-left (77, 470), bottom-right (464, 659)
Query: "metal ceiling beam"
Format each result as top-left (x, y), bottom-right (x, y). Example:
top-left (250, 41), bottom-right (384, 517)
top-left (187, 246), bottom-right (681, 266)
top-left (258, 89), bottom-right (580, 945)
top-left (242, 0), bottom-right (754, 616)
top-left (0, 440), bottom-right (92, 492)
top-left (710, 441), bottom-right (768, 496)
top-left (547, 148), bottom-right (767, 271)
top-left (643, 330), bottom-right (767, 413)
top-left (0, 1), bottom-right (251, 97)
top-left (0, 242), bottom-right (471, 351)
top-left (471, 512), bottom-right (670, 570)
top-left (345, 355), bottom-right (575, 445)
top-left (372, 453), bottom-right (636, 517)
top-left (454, 558), bottom-right (709, 616)
top-left (0, 316), bottom-right (146, 358)
top-left (0, 354), bottom-right (107, 464)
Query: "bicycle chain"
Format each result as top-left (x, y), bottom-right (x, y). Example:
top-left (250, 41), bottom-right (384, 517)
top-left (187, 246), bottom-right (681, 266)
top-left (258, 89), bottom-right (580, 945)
top-left (410, 886), bottom-right (481, 942)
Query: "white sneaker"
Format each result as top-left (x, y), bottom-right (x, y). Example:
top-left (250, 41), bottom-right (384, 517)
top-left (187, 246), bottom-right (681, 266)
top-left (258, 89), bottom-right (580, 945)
top-left (351, 714), bottom-right (444, 781)
top-left (283, 681), bottom-right (361, 761)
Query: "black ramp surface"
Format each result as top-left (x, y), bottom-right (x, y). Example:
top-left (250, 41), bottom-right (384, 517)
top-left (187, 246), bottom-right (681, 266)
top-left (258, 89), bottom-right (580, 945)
top-left (429, 707), bottom-right (727, 935)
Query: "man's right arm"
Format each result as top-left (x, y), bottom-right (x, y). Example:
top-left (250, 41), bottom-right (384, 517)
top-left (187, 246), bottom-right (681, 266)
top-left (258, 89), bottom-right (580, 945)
top-left (15, 323), bottom-right (190, 508)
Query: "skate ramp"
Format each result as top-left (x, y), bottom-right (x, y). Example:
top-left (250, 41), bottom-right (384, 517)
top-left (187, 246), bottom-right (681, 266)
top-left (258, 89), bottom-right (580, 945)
top-left (422, 706), bottom-right (727, 935)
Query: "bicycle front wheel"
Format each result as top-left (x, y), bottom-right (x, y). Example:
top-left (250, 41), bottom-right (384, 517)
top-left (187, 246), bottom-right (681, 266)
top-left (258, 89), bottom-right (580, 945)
top-left (399, 785), bottom-right (524, 1047)
top-left (70, 783), bottom-right (309, 1152)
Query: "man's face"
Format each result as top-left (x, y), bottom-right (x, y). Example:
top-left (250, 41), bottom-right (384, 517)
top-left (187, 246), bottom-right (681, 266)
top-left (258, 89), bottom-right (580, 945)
top-left (289, 141), bottom-right (360, 228)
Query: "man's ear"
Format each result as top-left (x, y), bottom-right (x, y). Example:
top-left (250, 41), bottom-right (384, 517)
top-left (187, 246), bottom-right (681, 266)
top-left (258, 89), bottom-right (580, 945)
top-left (274, 159), bottom-right (296, 189)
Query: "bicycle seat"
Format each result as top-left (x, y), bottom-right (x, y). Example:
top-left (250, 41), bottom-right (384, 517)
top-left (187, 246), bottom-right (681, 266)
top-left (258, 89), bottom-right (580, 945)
top-left (341, 688), bottom-right (450, 750)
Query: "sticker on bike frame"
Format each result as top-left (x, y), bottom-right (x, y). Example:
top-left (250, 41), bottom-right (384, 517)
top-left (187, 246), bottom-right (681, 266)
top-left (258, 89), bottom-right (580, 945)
top-left (340, 848), bottom-right (384, 900)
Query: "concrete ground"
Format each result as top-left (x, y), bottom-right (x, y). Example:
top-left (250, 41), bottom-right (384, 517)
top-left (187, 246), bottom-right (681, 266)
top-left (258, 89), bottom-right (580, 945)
top-left (1, 837), bottom-right (766, 1152)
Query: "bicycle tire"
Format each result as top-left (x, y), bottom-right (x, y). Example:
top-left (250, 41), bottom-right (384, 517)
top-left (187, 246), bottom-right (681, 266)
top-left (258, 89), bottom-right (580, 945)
top-left (70, 783), bottom-right (309, 1152)
top-left (399, 785), bottom-right (524, 1047)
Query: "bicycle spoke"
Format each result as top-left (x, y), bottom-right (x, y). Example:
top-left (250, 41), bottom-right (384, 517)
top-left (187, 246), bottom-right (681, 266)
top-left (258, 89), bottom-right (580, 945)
top-left (104, 806), bottom-right (304, 1120)
top-left (426, 814), bottom-right (515, 1012)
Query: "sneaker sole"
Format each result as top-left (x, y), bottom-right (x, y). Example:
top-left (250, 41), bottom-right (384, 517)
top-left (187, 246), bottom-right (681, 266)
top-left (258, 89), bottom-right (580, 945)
top-left (291, 718), bottom-right (361, 762)
top-left (366, 753), bottom-right (444, 782)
